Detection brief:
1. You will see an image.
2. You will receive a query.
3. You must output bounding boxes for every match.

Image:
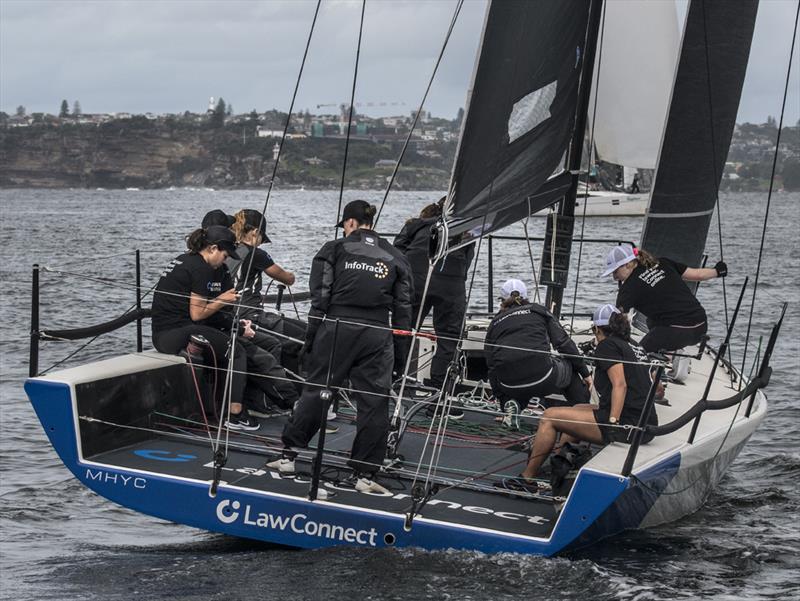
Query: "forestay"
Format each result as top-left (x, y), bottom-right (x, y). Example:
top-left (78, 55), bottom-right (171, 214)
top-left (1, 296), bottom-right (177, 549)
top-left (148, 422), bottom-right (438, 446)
top-left (443, 0), bottom-right (593, 241)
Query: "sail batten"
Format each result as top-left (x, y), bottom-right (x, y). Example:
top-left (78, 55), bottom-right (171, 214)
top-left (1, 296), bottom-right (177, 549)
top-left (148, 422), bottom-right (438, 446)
top-left (444, 0), bottom-right (593, 241)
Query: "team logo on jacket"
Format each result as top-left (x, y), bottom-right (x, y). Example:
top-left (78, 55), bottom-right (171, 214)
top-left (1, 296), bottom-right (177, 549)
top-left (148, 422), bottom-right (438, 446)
top-left (344, 260), bottom-right (389, 279)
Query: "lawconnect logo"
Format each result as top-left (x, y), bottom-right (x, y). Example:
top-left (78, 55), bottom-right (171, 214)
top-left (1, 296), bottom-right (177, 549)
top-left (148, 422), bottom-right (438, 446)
top-left (344, 260), bottom-right (389, 279)
top-left (215, 499), bottom-right (379, 546)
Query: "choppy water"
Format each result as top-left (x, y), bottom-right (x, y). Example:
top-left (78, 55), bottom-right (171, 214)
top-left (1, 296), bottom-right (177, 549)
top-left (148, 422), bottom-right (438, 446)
top-left (1, 189), bottom-right (798, 600)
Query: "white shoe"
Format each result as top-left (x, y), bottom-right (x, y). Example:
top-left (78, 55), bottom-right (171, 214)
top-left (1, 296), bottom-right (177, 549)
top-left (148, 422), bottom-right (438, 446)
top-left (327, 408), bottom-right (337, 421)
top-left (265, 458), bottom-right (295, 474)
top-left (502, 400), bottom-right (520, 430)
top-left (354, 477), bottom-right (390, 494)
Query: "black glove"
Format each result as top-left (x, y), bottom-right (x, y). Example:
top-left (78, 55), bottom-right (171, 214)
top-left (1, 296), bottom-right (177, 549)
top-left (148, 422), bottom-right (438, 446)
top-left (714, 261), bottom-right (728, 278)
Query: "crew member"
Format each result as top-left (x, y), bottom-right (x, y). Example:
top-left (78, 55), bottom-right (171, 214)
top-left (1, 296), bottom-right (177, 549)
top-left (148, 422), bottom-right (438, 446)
top-left (268, 200), bottom-right (413, 494)
top-left (486, 279), bottom-right (591, 429)
top-left (226, 208), bottom-right (301, 412)
top-left (150, 225), bottom-right (260, 430)
top-left (602, 244), bottom-right (727, 353)
top-left (229, 208), bottom-right (305, 364)
top-left (393, 197), bottom-right (474, 390)
top-left (516, 305), bottom-right (658, 489)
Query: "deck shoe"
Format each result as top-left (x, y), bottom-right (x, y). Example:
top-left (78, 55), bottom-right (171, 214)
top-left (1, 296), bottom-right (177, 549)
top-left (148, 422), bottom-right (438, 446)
top-left (500, 476), bottom-right (547, 495)
top-left (225, 409), bottom-right (261, 432)
top-left (327, 407), bottom-right (338, 421)
top-left (502, 400), bottom-right (521, 430)
top-left (354, 476), bottom-right (390, 495)
top-left (425, 403), bottom-right (465, 421)
top-left (265, 457), bottom-right (296, 474)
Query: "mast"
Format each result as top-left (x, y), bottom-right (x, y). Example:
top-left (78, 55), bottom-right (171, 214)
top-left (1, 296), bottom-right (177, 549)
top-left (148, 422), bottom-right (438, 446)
top-left (544, 0), bottom-right (605, 318)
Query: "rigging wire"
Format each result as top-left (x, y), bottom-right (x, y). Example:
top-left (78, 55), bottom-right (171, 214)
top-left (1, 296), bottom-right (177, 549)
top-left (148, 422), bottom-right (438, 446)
top-left (738, 0), bottom-right (799, 388)
top-left (333, 0), bottom-right (366, 239)
top-left (213, 0), bottom-right (322, 469)
top-left (699, 0), bottom-right (732, 368)
top-left (373, 0), bottom-right (465, 228)
top-left (522, 201), bottom-right (541, 305)
top-left (569, 0), bottom-right (607, 332)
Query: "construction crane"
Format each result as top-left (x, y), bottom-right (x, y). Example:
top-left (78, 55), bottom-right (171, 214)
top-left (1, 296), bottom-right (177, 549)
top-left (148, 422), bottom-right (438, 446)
top-left (314, 101), bottom-right (407, 110)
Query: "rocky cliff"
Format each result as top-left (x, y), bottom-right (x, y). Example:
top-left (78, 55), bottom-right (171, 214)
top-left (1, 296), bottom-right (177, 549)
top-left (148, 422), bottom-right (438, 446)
top-left (0, 117), bottom-right (454, 190)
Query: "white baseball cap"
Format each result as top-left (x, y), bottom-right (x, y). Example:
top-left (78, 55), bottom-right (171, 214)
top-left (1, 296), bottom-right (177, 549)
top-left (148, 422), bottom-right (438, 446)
top-left (601, 244), bottom-right (637, 276)
top-left (500, 278), bottom-right (527, 300)
top-left (593, 304), bottom-right (621, 326)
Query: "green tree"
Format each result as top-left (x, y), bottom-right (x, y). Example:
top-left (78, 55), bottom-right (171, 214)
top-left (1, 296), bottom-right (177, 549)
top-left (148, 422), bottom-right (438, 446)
top-left (72, 100), bottom-right (82, 116)
top-left (782, 160), bottom-right (800, 191)
top-left (248, 110), bottom-right (260, 129)
top-left (211, 97), bottom-right (226, 127)
top-left (15, 105), bottom-right (25, 117)
top-left (226, 103), bottom-right (233, 117)
top-left (455, 107), bottom-right (464, 126)
top-left (59, 99), bottom-right (69, 118)
top-left (766, 115), bottom-right (777, 129)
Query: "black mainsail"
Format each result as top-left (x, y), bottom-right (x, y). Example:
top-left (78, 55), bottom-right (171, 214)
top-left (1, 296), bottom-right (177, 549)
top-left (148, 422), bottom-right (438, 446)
top-left (640, 0), bottom-right (759, 267)
top-left (443, 0), bottom-right (595, 241)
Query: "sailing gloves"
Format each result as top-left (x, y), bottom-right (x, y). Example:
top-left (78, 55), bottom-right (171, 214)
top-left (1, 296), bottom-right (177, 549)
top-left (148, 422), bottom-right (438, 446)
top-left (714, 261), bottom-right (728, 278)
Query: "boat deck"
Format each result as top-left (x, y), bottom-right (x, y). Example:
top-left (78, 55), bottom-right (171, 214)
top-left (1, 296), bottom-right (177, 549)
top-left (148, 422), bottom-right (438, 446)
top-left (87, 402), bottom-right (561, 540)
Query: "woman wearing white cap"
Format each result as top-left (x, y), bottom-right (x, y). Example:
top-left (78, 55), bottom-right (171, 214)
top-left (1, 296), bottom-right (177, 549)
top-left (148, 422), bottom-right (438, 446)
top-left (485, 279), bottom-right (591, 428)
top-left (602, 244), bottom-right (726, 353)
top-left (517, 304), bottom-right (657, 488)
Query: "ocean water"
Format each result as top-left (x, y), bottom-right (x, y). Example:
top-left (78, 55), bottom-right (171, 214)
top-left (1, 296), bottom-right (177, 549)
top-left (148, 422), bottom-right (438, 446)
top-left (0, 189), bottom-right (797, 600)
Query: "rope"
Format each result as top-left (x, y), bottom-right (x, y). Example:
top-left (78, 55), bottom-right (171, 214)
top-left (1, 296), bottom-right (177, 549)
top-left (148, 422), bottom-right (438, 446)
top-left (569, 0), bottom-right (607, 331)
top-left (522, 203), bottom-right (541, 304)
top-left (738, 0), bottom-right (799, 388)
top-left (699, 0), bottom-right (732, 366)
top-left (333, 0), bottom-right (366, 239)
top-left (373, 0), bottom-right (465, 228)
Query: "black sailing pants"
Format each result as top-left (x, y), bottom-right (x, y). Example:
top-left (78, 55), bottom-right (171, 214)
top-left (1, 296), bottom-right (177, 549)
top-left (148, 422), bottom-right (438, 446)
top-left (281, 319), bottom-right (393, 476)
top-left (153, 325), bottom-right (246, 406)
top-left (493, 357), bottom-right (590, 410)
top-left (240, 333), bottom-right (299, 410)
top-left (640, 321), bottom-right (707, 353)
top-left (395, 287), bottom-right (466, 386)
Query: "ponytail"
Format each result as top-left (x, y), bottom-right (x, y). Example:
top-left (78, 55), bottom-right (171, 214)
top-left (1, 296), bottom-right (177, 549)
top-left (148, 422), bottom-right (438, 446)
top-left (359, 203), bottom-right (377, 227)
top-left (231, 210), bottom-right (253, 243)
top-left (186, 228), bottom-right (208, 253)
top-left (636, 248), bottom-right (658, 269)
top-left (500, 292), bottom-right (528, 310)
top-left (598, 311), bottom-right (632, 342)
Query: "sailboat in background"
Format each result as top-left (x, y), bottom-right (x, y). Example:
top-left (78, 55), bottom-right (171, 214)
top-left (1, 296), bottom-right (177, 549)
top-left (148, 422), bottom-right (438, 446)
top-left (538, 0), bottom-right (680, 217)
top-left (23, 0), bottom-right (787, 555)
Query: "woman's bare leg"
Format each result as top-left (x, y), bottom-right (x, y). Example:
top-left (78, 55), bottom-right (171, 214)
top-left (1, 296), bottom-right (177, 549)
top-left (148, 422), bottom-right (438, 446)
top-left (521, 405), bottom-right (603, 479)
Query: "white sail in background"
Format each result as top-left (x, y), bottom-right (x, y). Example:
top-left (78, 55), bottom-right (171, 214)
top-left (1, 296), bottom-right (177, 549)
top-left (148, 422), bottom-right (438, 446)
top-left (590, 0), bottom-right (680, 169)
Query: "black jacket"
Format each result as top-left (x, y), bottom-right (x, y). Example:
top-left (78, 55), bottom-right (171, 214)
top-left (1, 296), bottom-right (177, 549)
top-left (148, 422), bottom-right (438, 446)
top-left (485, 303), bottom-right (590, 385)
top-left (306, 229), bottom-right (413, 341)
top-left (394, 217), bottom-right (475, 296)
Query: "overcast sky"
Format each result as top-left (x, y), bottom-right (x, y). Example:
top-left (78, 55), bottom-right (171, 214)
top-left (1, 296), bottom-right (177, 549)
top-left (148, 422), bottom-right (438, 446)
top-left (1, 0), bottom-right (797, 124)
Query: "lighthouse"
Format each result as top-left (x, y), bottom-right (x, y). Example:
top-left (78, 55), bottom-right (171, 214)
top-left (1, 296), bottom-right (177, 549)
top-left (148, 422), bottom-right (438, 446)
top-left (273, 143), bottom-right (280, 161)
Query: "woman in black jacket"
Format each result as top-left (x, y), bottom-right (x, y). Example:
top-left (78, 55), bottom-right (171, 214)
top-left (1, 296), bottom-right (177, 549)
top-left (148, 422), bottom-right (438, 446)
top-left (486, 279), bottom-right (591, 428)
top-left (393, 197), bottom-right (474, 389)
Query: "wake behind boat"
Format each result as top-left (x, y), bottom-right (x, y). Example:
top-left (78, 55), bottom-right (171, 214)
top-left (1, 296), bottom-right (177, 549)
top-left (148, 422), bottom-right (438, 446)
top-left (24, 0), bottom-right (794, 556)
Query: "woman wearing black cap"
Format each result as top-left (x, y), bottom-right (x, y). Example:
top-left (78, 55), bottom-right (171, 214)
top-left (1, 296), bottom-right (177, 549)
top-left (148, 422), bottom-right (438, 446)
top-left (228, 208), bottom-right (302, 410)
top-left (393, 197), bottom-right (474, 390)
top-left (151, 225), bottom-right (260, 431)
top-left (602, 244), bottom-right (727, 353)
top-left (268, 200), bottom-right (413, 494)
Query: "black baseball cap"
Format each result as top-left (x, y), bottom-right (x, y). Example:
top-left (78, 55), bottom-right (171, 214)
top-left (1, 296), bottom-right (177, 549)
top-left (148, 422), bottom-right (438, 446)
top-left (205, 225), bottom-right (238, 255)
top-left (335, 200), bottom-right (374, 227)
top-left (242, 209), bottom-right (271, 244)
top-left (202, 209), bottom-right (235, 229)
